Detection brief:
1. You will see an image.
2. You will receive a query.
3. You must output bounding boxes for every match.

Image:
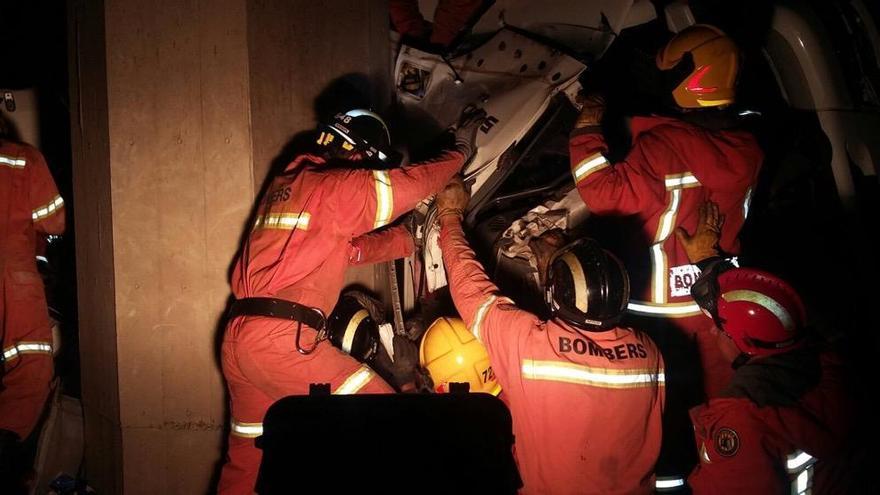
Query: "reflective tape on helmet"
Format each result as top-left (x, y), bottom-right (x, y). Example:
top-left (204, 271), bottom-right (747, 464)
top-left (627, 300), bottom-right (703, 318)
top-left (333, 365), bottom-right (376, 395)
top-left (655, 476), bottom-right (686, 491)
top-left (2, 341), bottom-right (54, 362)
top-left (230, 419), bottom-right (263, 438)
top-left (342, 309), bottom-right (370, 354)
top-left (722, 289), bottom-right (795, 332)
top-left (0, 154), bottom-right (26, 168)
top-left (560, 252), bottom-right (589, 313)
top-left (571, 152), bottom-right (608, 184)
top-left (372, 170), bottom-right (393, 229)
top-left (521, 359), bottom-right (665, 389)
top-left (32, 195), bottom-right (64, 222)
top-left (253, 212), bottom-right (311, 231)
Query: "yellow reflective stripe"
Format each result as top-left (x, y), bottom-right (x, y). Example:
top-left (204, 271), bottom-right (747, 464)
top-left (786, 450), bottom-right (815, 472)
top-left (253, 212), bottom-right (311, 231)
top-left (373, 170), bottom-right (393, 229)
top-left (743, 187), bottom-right (753, 219)
top-left (560, 252), bottom-right (588, 312)
top-left (627, 300), bottom-right (703, 318)
top-left (2, 341), bottom-right (54, 362)
top-left (333, 365), bottom-right (376, 395)
top-left (342, 309), bottom-right (369, 354)
top-left (794, 469), bottom-right (811, 495)
top-left (655, 477), bottom-right (686, 491)
top-left (664, 172), bottom-right (701, 190)
top-left (0, 155), bottom-right (26, 168)
top-left (521, 359), bottom-right (665, 389)
top-left (230, 420), bottom-right (263, 438)
top-left (651, 187), bottom-right (682, 303)
top-left (32, 195), bottom-right (64, 221)
top-left (471, 295), bottom-right (498, 344)
top-left (723, 290), bottom-right (795, 331)
top-left (572, 152), bottom-right (608, 184)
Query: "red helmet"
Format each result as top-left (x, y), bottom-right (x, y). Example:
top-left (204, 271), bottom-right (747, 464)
top-left (715, 268), bottom-right (807, 356)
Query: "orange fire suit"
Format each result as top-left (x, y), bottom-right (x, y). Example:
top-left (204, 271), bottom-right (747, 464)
top-left (440, 213), bottom-right (665, 495)
top-left (688, 349), bottom-right (857, 494)
top-left (1, 140), bottom-right (65, 440)
top-left (570, 116), bottom-right (762, 397)
top-left (390, 0), bottom-right (485, 47)
top-left (218, 149), bottom-right (464, 494)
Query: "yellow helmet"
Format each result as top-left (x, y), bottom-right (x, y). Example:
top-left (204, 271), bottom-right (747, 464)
top-left (656, 24), bottom-right (739, 108)
top-left (419, 317), bottom-right (501, 395)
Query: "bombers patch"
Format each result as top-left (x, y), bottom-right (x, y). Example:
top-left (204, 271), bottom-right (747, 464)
top-left (714, 427), bottom-right (740, 457)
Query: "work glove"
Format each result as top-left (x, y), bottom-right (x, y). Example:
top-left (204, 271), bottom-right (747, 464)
top-left (452, 105), bottom-right (487, 160)
top-left (575, 92), bottom-right (605, 128)
top-left (675, 201), bottom-right (725, 264)
top-left (434, 175), bottom-right (470, 220)
top-left (372, 334), bottom-right (422, 392)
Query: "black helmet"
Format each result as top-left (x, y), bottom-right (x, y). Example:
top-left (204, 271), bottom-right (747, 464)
top-left (317, 108), bottom-right (392, 162)
top-left (544, 238), bottom-right (630, 330)
top-left (327, 294), bottom-right (381, 362)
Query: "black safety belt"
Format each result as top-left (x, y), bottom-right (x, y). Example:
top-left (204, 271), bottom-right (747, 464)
top-left (228, 297), bottom-right (326, 355)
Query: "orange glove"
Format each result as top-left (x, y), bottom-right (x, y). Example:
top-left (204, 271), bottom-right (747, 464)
top-left (675, 201), bottom-right (725, 264)
top-left (575, 93), bottom-right (605, 128)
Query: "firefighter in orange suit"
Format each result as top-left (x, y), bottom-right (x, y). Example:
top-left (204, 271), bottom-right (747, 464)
top-left (677, 202), bottom-right (860, 494)
top-left (1, 131), bottom-right (65, 486)
top-left (571, 25), bottom-right (762, 490)
top-left (217, 107), bottom-right (484, 494)
top-left (435, 177), bottom-right (665, 495)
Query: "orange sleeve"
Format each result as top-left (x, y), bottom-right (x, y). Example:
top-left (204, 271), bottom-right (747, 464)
top-left (328, 150), bottom-right (464, 238)
top-left (348, 223), bottom-right (415, 265)
top-left (27, 146), bottom-right (65, 235)
top-left (439, 214), bottom-right (540, 372)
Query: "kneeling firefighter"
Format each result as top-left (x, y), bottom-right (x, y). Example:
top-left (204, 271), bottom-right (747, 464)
top-left (435, 177), bottom-right (667, 495)
top-left (218, 106), bottom-right (485, 494)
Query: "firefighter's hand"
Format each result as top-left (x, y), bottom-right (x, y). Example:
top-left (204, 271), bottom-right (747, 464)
top-left (575, 93), bottom-right (605, 128)
top-left (435, 176), bottom-right (469, 220)
top-left (675, 201), bottom-right (724, 263)
top-left (373, 335), bottom-right (420, 392)
top-left (453, 106), bottom-right (486, 160)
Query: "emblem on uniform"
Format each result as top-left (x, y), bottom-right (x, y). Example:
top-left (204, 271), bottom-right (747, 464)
top-left (714, 427), bottom-right (739, 457)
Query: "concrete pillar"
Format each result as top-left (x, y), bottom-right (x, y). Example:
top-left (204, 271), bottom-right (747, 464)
top-left (68, 0), bottom-right (389, 492)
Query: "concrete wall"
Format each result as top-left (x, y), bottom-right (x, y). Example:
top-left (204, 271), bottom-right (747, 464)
top-left (69, 0), bottom-right (389, 492)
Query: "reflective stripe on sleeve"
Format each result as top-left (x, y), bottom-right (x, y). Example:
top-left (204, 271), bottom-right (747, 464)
top-left (333, 365), bottom-right (376, 395)
top-left (253, 212), bottom-right (310, 231)
top-left (571, 152), bottom-right (609, 184)
top-left (627, 300), bottom-right (703, 318)
top-left (373, 170), bottom-right (393, 229)
top-left (470, 295), bottom-right (513, 344)
top-left (664, 173), bottom-right (701, 190)
top-left (32, 195), bottom-right (64, 221)
top-left (787, 450), bottom-right (816, 495)
top-left (521, 359), bottom-right (665, 389)
top-left (655, 476), bottom-right (686, 491)
top-left (230, 420), bottom-right (263, 438)
top-left (743, 187), bottom-right (753, 219)
top-left (0, 155), bottom-right (26, 168)
top-left (2, 341), bottom-right (54, 362)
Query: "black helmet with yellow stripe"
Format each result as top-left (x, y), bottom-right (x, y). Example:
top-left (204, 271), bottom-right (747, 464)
top-left (316, 108), bottom-right (393, 163)
top-left (544, 238), bottom-right (630, 331)
top-left (327, 294), bottom-right (381, 362)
